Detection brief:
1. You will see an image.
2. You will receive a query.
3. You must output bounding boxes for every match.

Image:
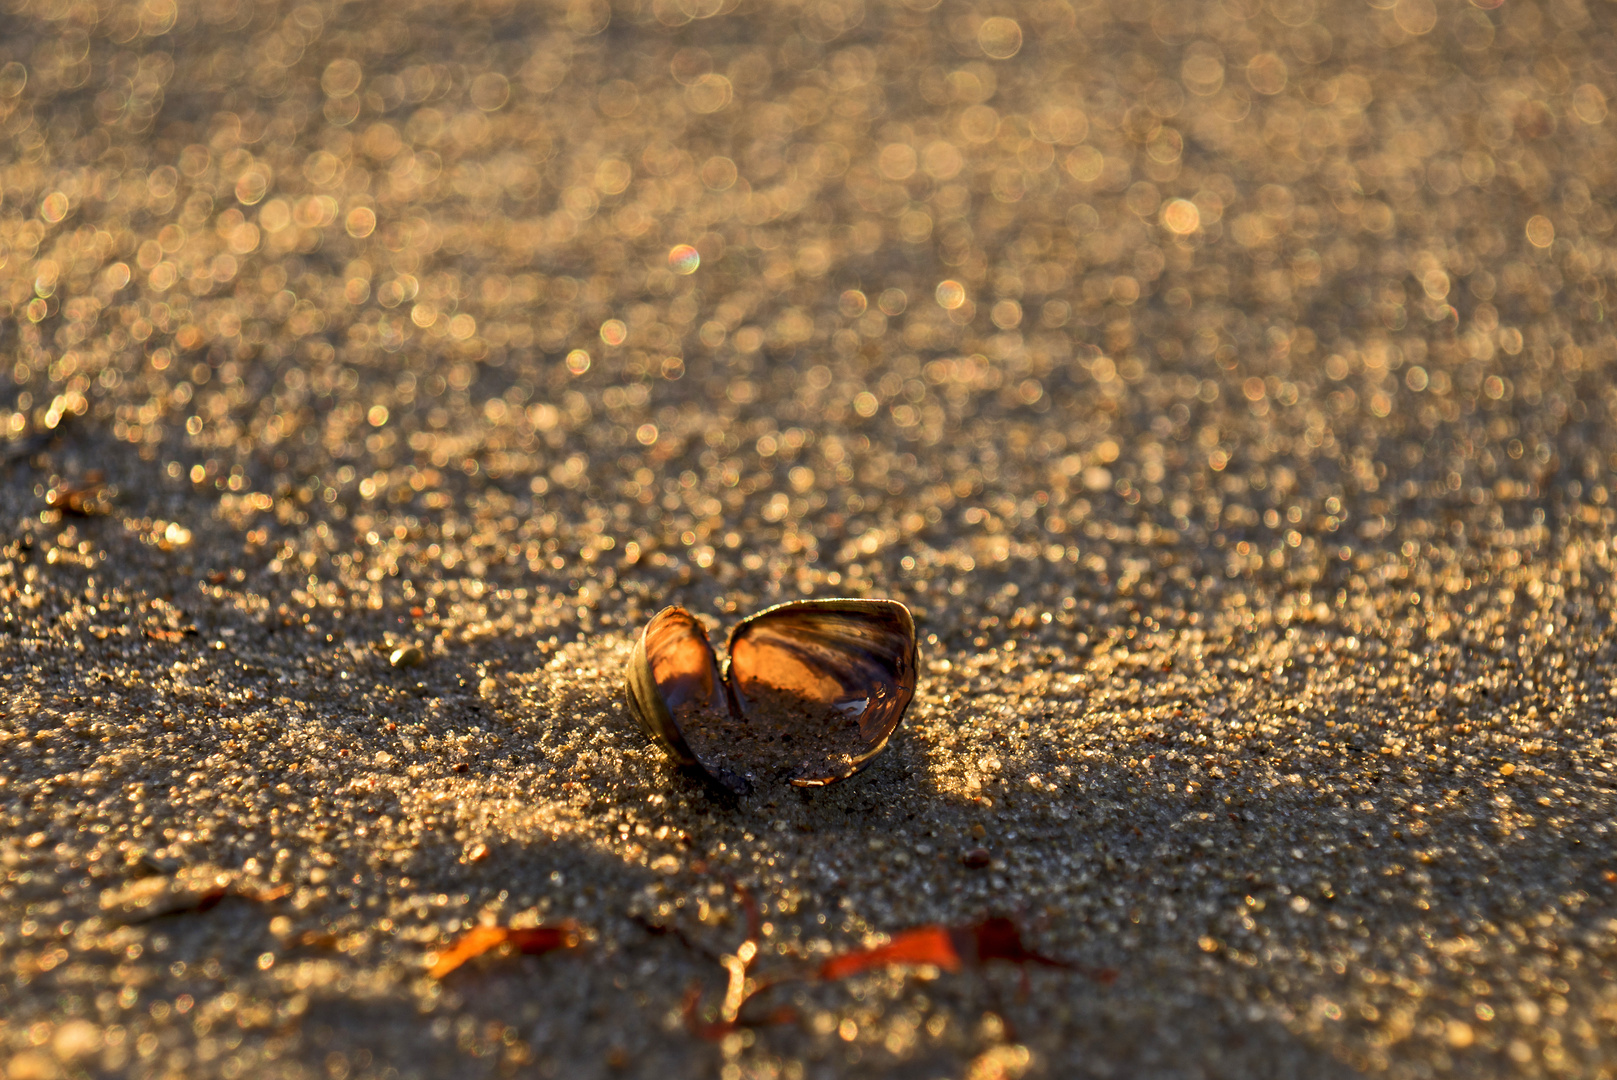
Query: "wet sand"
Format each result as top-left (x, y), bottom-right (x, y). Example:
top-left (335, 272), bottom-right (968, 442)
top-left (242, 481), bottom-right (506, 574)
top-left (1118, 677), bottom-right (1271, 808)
top-left (2, 0), bottom-right (1616, 1077)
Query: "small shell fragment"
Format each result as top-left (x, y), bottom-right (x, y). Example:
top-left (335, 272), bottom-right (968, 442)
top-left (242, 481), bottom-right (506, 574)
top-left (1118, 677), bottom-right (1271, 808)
top-left (625, 599), bottom-right (918, 791)
top-left (390, 645), bottom-right (425, 668)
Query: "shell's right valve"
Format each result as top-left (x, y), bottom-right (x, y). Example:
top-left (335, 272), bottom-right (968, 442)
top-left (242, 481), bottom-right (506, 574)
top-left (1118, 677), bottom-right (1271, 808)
top-left (625, 598), bottom-right (918, 792)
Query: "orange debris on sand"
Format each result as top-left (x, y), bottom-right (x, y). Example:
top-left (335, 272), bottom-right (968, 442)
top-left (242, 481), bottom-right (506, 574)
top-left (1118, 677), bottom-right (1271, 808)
top-left (428, 922), bottom-right (582, 979)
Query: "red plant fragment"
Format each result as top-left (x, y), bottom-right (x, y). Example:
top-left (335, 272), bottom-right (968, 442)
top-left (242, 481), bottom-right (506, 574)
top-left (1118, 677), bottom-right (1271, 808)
top-left (961, 917), bottom-right (1069, 968)
top-left (683, 985), bottom-right (729, 1040)
top-left (964, 917), bottom-right (1118, 984)
top-left (818, 925), bottom-right (963, 980)
top-left (428, 922), bottom-right (581, 979)
top-left (818, 917), bottom-right (1116, 984)
top-left (678, 880), bottom-right (804, 1041)
top-left (682, 985), bottom-right (797, 1041)
top-left (186, 886), bottom-right (229, 914)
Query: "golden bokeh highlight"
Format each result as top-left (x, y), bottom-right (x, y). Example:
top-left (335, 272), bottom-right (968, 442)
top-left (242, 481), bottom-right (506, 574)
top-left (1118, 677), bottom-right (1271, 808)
top-left (668, 244), bottom-right (700, 275)
top-left (1525, 216), bottom-right (1556, 249)
top-left (976, 17), bottom-right (1023, 60)
top-left (1161, 199), bottom-right (1201, 236)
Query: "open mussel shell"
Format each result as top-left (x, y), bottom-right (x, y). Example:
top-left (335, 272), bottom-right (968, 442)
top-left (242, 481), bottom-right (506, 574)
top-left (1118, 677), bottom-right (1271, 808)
top-left (726, 598), bottom-right (918, 786)
top-left (624, 599), bottom-right (918, 791)
top-left (625, 606), bottom-right (723, 768)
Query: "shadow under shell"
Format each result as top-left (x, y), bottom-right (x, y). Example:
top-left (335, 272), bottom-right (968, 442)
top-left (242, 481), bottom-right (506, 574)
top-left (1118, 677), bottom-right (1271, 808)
top-left (675, 683), bottom-right (871, 787)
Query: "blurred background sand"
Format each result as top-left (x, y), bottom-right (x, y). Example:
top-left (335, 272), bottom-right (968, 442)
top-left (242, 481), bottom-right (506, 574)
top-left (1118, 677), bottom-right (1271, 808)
top-left (1, 0), bottom-right (1615, 1076)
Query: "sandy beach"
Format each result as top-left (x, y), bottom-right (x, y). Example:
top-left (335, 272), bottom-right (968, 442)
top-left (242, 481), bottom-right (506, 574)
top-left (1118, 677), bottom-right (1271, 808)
top-left (2, 0), bottom-right (1615, 1076)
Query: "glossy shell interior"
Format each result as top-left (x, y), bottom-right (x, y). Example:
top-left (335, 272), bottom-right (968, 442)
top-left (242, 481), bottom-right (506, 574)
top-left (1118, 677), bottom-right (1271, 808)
top-left (625, 599), bottom-right (918, 790)
top-left (624, 606), bottom-right (722, 767)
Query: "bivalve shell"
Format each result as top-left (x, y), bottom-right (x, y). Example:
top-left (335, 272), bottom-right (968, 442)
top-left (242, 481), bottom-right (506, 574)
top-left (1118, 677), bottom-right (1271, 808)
top-left (625, 598), bottom-right (918, 792)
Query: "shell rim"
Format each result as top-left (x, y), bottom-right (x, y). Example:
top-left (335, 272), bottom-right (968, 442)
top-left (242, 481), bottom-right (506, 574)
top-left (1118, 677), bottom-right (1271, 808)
top-left (625, 605), bottom-right (711, 767)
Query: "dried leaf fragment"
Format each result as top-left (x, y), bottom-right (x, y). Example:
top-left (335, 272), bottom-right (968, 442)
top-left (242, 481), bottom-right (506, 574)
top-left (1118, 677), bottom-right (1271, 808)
top-left (963, 917), bottom-right (1072, 969)
top-left (427, 922), bottom-right (581, 978)
top-left (819, 925), bottom-right (963, 980)
top-left (819, 918), bottom-right (1100, 980)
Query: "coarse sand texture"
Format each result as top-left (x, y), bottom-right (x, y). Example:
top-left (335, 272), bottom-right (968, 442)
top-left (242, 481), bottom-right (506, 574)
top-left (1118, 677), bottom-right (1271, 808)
top-left (2, 0), bottom-right (1616, 1077)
